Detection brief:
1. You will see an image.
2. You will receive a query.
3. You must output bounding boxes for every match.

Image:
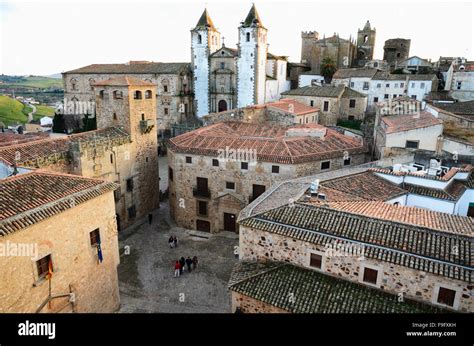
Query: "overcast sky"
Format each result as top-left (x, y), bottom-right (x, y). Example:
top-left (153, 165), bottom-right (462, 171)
top-left (0, 0), bottom-right (472, 76)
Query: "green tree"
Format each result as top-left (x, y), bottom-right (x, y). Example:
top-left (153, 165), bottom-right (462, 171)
top-left (320, 57), bottom-right (337, 83)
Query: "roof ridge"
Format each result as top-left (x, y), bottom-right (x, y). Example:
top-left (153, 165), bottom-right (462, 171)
top-left (229, 262), bottom-right (285, 287)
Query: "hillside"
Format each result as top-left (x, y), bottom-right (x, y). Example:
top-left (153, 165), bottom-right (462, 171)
top-left (0, 75), bottom-right (63, 90)
top-left (0, 95), bottom-right (32, 126)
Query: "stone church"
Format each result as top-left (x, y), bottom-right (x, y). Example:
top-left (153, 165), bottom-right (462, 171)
top-left (300, 21), bottom-right (376, 74)
top-left (191, 5), bottom-right (291, 117)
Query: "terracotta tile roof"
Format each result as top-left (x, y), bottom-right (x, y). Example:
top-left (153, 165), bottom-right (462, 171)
top-left (320, 171), bottom-right (407, 201)
top-left (369, 167), bottom-right (463, 181)
top-left (381, 112), bottom-right (443, 134)
top-left (93, 76), bottom-right (156, 87)
top-left (333, 67), bottom-right (379, 79)
top-left (229, 261), bottom-right (448, 313)
top-left (266, 99), bottom-right (318, 115)
top-left (0, 127), bottom-right (131, 167)
top-left (64, 62), bottom-right (190, 75)
top-left (168, 121), bottom-right (366, 164)
top-left (402, 181), bottom-right (467, 201)
top-left (0, 133), bottom-right (49, 148)
top-left (0, 171), bottom-right (118, 235)
top-left (239, 203), bottom-right (473, 282)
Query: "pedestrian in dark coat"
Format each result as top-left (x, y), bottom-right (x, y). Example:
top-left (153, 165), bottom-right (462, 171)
top-left (148, 213), bottom-right (153, 225)
top-left (192, 256), bottom-right (198, 270)
top-left (185, 257), bottom-right (193, 272)
top-left (173, 236), bottom-right (178, 248)
top-left (168, 236), bottom-right (174, 248)
top-left (179, 257), bottom-right (186, 274)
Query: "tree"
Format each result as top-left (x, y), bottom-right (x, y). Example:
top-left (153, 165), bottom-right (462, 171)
top-left (320, 57), bottom-right (337, 83)
top-left (52, 112), bottom-right (65, 133)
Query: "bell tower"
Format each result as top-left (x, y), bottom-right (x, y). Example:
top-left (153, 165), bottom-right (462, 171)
top-left (355, 20), bottom-right (376, 67)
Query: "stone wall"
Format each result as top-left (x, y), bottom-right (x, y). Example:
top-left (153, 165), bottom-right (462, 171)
top-left (0, 192), bottom-right (120, 313)
top-left (239, 226), bottom-right (472, 312)
top-left (231, 292), bottom-right (288, 313)
top-left (281, 94), bottom-right (341, 126)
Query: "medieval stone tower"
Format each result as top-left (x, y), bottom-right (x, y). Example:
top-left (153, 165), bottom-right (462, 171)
top-left (355, 20), bottom-right (376, 67)
top-left (94, 76), bottom-right (160, 226)
top-left (237, 4), bottom-right (268, 107)
top-left (191, 9), bottom-right (221, 117)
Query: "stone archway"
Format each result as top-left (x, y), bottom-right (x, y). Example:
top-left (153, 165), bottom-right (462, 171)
top-left (218, 100), bottom-right (228, 112)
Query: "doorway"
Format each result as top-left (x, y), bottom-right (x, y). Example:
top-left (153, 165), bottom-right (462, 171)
top-left (224, 213), bottom-right (237, 233)
top-left (218, 100), bottom-right (228, 112)
top-left (196, 219), bottom-right (211, 232)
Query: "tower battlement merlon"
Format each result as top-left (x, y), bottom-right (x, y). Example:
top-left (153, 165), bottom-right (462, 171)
top-left (301, 31), bottom-right (319, 39)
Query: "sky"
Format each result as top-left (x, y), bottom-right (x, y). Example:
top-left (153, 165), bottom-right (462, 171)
top-left (0, 0), bottom-right (472, 76)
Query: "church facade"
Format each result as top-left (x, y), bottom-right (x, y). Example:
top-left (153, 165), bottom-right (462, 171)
top-left (191, 5), bottom-right (291, 117)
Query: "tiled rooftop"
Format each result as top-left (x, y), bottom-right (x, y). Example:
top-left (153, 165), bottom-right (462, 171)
top-left (381, 112), bottom-right (443, 134)
top-left (229, 261), bottom-right (447, 313)
top-left (0, 132), bottom-right (49, 148)
top-left (64, 62), bottom-right (190, 75)
top-left (239, 203), bottom-right (473, 282)
top-left (333, 67), bottom-right (379, 79)
top-left (0, 127), bottom-right (131, 167)
top-left (93, 76), bottom-right (156, 86)
top-left (266, 98), bottom-right (318, 115)
top-left (0, 171), bottom-right (118, 235)
top-left (168, 121), bottom-right (366, 164)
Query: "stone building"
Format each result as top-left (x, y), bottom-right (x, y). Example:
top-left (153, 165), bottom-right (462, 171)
top-left (281, 85), bottom-right (367, 125)
top-left (354, 21), bottom-right (376, 67)
top-left (231, 165), bottom-right (474, 313)
top-left (0, 171), bottom-right (120, 313)
top-left (167, 121), bottom-right (367, 233)
top-left (0, 77), bottom-right (160, 230)
top-left (191, 6), bottom-right (290, 117)
top-left (383, 38), bottom-right (411, 69)
top-left (62, 61), bottom-right (193, 136)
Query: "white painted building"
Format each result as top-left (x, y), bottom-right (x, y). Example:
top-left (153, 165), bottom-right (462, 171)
top-left (445, 60), bottom-right (474, 101)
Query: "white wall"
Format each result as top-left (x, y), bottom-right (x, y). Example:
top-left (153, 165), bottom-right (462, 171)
top-left (191, 30), bottom-right (211, 117)
top-left (406, 194), bottom-right (455, 214)
top-left (407, 80), bottom-right (433, 102)
top-left (385, 124), bottom-right (443, 152)
top-left (299, 74), bottom-right (324, 87)
top-left (455, 189), bottom-right (474, 216)
top-left (442, 138), bottom-right (474, 156)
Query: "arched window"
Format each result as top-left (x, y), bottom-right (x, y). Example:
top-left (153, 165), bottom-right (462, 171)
top-left (134, 90), bottom-right (142, 100)
top-left (89, 78), bottom-right (95, 90)
top-left (198, 34), bottom-right (202, 44)
top-left (145, 90), bottom-right (153, 99)
top-left (113, 90), bottom-right (123, 99)
top-left (99, 90), bottom-right (105, 99)
top-left (364, 35), bottom-right (368, 43)
top-left (246, 32), bottom-right (250, 42)
top-left (162, 79), bottom-right (169, 93)
top-left (70, 78), bottom-right (77, 91)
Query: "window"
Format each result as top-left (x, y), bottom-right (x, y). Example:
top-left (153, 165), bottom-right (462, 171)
top-left (384, 94), bottom-right (389, 99)
top-left (349, 99), bottom-right (356, 108)
top-left (36, 254), bottom-right (52, 279)
top-left (226, 181), bottom-right (235, 190)
top-left (348, 115), bottom-right (355, 121)
top-left (323, 101), bottom-right (329, 112)
top-left (310, 100), bottom-right (314, 107)
top-left (350, 82), bottom-right (354, 88)
top-left (307, 253), bottom-right (322, 269)
top-left (376, 83), bottom-right (381, 88)
top-left (241, 162), bottom-right (248, 170)
top-left (164, 108), bottom-right (169, 115)
top-left (394, 83), bottom-right (398, 88)
top-left (406, 140), bottom-right (419, 149)
top-left (362, 267), bottom-right (378, 285)
top-left (363, 81), bottom-right (369, 90)
top-left (344, 157), bottom-right (351, 166)
top-left (198, 201), bottom-right (208, 216)
top-left (373, 97), bottom-right (379, 103)
top-left (437, 287), bottom-right (456, 307)
top-left (126, 178), bottom-right (134, 192)
top-left (211, 159), bottom-right (219, 167)
top-left (457, 81), bottom-right (462, 90)
top-left (321, 161), bottom-right (330, 170)
top-left (393, 94), bottom-right (397, 98)
top-left (420, 82), bottom-right (425, 89)
top-left (90, 229), bottom-right (100, 246)
top-left (198, 34), bottom-right (202, 44)
top-left (246, 32), bottom-right (250, 42)
top-left (134, 90), bottom-right (142, 99)
top-left (169, 167), bottom-right (173, 181)
top-left (385, 83), bottom-right (390, 88)
top-left (186, 156), bottom-right (192, 164)
top-left (272, 165), bottom-right (280, 174)
top-left (110, 153), bottom-right (114, 164)
top-left (305, 118), bottom-right (309, 124)
top-left (220, 62), bottom-right (225, 69)
top-left (411, 82), bottom-right (415, 88)
top-left (411, 95), bottom-right (417, 100)
top-left (145, 90), bottom-right (153, 99)
top-left (163, 85), bottom-right (168, 93)
top-left (374, 62), bottom-right (378, 67)
top-left (99, 90), bottom-right (105, 99)
top-left (113, 90), bottom-right (123, 99)
top-left (70, 79), bottom-right (77, 91)
top-left (113, 113), bottom-right (117, 120)
top-left (400, 82), bottom-right (404, 88)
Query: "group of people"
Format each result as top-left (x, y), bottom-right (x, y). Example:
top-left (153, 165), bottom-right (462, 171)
top-left (168, 235), bottom-right (178, 248)
top-left (174, 256), bottom-right (198, 277)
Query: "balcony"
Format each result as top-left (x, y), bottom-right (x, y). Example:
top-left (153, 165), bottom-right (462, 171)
top-left (193, 187), bottom-right (211, 198)
top-left (140, 119), bottom-right (155, 134)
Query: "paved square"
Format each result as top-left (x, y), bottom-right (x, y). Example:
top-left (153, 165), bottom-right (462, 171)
top-left (117, 203), bottom-right (239, 313)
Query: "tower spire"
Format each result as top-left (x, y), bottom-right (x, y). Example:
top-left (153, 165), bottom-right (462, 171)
top-left (195, 8), bottom-right (216, 30)
top-left (243, 3), bottom-right (263, 27)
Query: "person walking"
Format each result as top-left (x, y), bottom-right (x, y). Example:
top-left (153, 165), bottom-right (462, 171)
top-left (174, 261), bottom-right (180, 277)
top-left (179, 257), bottom-right (186, 275)
top-left (148, 213), bottom-right (153, 225)
top-left (168, 236), bottom-right (174, 248)
top-left (185, 257), bottom-right (193, 273)
top-left (192, 256), bottom-right (198, 270)
top-left (173, 236), bottom-right (178, 248)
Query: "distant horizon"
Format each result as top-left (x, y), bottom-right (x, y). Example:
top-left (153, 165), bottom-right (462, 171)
top-left (1, 0), bottom-right (472, 75)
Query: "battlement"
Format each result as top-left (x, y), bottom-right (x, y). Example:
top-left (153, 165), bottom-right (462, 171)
top-left (301, 31), bottom-right (319, 39)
